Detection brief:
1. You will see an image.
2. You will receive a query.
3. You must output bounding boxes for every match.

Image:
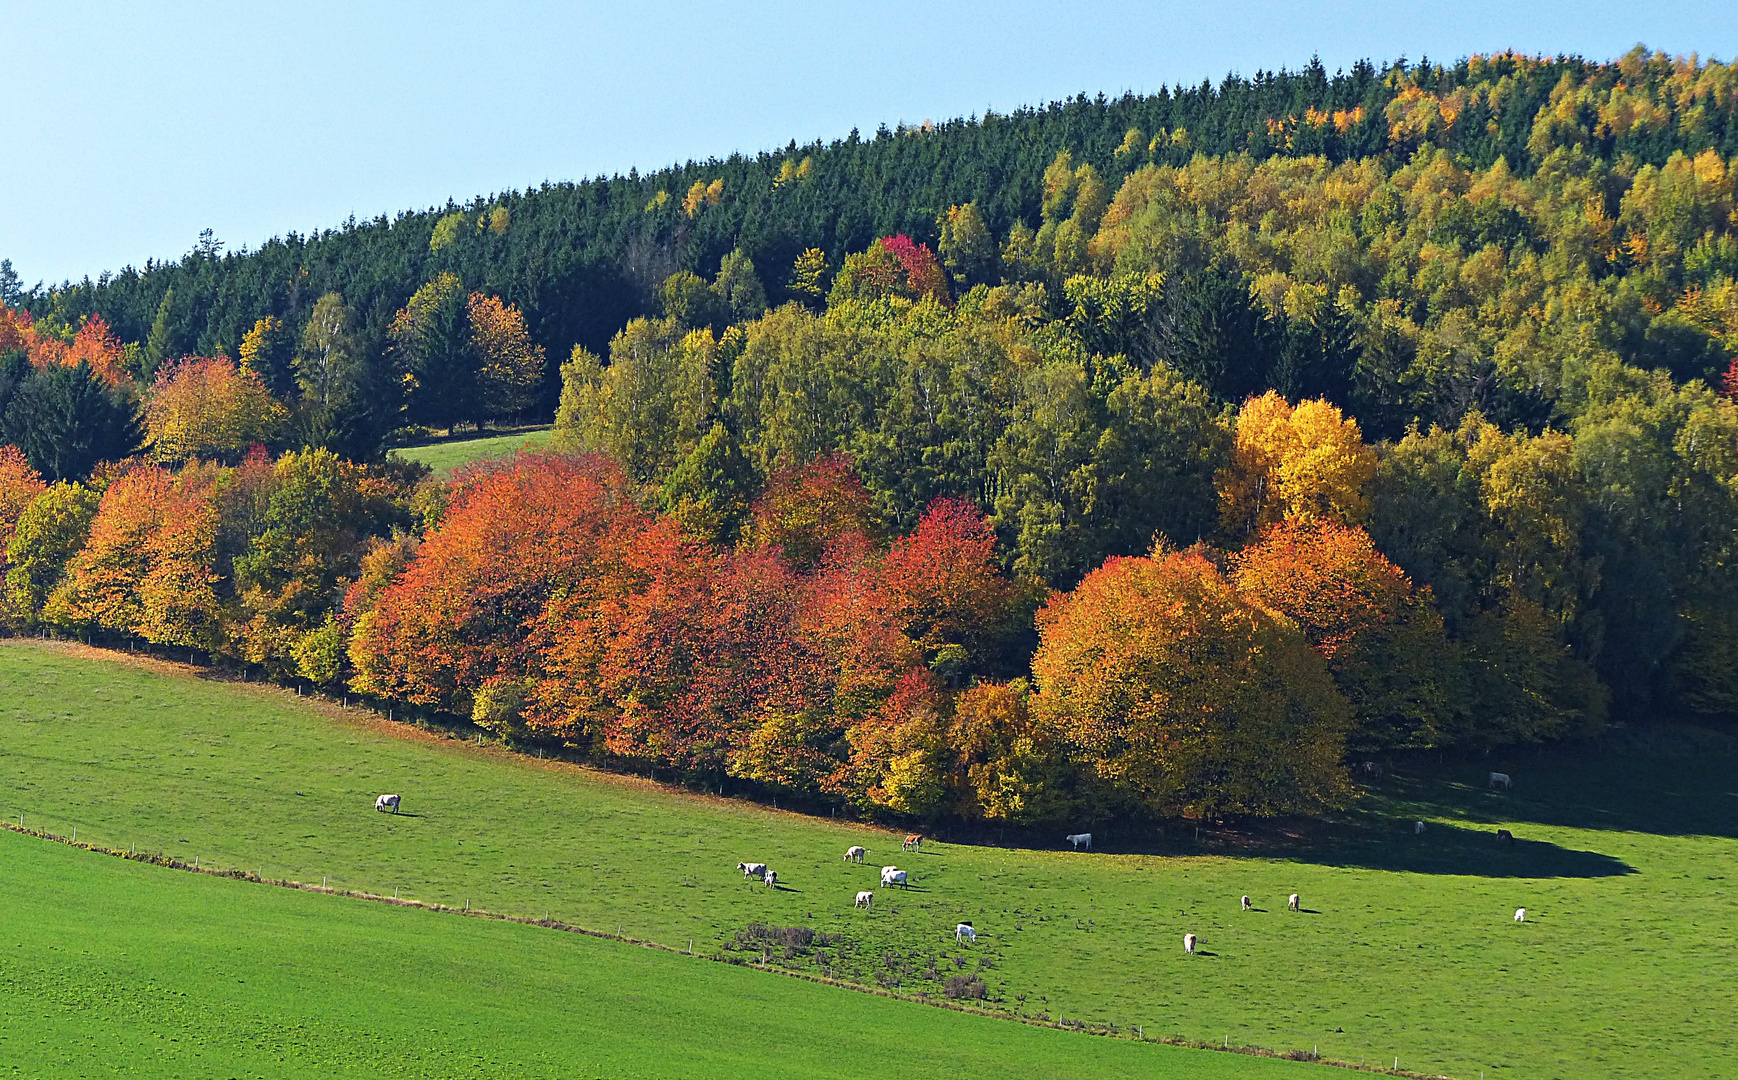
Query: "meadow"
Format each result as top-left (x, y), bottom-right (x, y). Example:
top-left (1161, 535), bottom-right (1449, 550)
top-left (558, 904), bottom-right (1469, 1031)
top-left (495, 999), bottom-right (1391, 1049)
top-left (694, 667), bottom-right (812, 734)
top-left (3, 640), bottom-right (1736, 1078)
top-left (389, 426), bottom-right (554, 474)
top-left (0, 829), bottom-right (1301, 1079)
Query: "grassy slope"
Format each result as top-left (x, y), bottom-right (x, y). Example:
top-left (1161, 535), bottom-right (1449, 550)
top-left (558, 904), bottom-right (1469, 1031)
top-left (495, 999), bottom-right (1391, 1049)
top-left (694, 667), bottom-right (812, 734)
top-left (4, 641), bottom-right (1736, 1078)
top-left (0, 830), bottom-right (1295, 1079)
top-left (389, 427), bottom-right (554, 474)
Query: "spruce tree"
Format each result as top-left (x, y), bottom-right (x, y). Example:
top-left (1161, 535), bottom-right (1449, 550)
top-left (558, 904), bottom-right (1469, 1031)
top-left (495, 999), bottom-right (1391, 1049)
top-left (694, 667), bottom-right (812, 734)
top-left (0, 362), bottom-right (146, 482)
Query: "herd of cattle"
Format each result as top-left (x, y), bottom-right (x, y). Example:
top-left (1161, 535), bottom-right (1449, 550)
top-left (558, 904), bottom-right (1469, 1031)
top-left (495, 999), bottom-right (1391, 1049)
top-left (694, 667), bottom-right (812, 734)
top-left (370, 766), bottom-right (1528, 952)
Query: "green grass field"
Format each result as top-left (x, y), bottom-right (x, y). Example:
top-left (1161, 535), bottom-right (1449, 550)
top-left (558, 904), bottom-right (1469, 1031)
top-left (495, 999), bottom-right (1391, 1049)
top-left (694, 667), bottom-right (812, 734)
top-left (389, 426), bottom-right (554, 474)
top-left (4, 640), bottom-right (1736, 1078)
top-left (0, 829), bottom-right (1301, 1079)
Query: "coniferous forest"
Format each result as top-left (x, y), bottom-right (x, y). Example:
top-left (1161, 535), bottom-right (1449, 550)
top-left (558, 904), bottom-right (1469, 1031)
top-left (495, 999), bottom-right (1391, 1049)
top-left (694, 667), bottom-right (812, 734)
top-left (3, 48), bottom-right (1738, 825)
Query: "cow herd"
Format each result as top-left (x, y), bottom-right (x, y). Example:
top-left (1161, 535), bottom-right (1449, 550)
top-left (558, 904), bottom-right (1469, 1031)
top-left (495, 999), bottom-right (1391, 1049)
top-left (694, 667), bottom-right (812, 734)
top-left (369, 772), bottom-right (1531, 958)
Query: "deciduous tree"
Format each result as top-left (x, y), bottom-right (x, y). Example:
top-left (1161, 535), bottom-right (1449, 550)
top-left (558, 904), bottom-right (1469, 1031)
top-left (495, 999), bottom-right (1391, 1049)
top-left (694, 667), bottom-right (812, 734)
top-left (1032, 544), bottom-right (1352, 818)
top-left (145, 356), bottom-right (288, 464)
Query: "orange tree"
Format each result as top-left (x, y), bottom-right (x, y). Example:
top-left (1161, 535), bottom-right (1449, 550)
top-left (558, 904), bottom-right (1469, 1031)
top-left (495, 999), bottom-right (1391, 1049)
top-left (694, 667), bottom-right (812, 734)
top-left (1031, 544), bottom-right (1352, 819)
top-left (1231, 521), bottom-right (1458, 750)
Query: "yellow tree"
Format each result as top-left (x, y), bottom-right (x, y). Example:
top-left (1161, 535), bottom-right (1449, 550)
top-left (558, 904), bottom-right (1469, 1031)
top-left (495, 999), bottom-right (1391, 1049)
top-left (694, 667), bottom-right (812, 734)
top-left (145, 357), bottom-right (288, 464)
top-left (1218, 391), bottom-right (1377, 538)
top-left (239, 315), bottom-right (297, 397)
top-left (465, 292), bottom-right (545, 419)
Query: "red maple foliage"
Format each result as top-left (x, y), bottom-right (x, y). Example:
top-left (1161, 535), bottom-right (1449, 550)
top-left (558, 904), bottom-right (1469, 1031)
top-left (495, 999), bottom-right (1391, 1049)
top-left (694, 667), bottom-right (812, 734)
top-left (880, 496), bottom-right (1015, 661)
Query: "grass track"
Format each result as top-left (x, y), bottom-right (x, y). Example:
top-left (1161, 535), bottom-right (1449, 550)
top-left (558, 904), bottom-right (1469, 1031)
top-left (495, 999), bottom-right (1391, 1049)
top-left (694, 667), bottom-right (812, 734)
top-left (4, 640), bottom-right (1737, 1078)
top-left (0, 829), bottom-right (1296, 1079)
top-left (390, 427), bottom-right (553, 474)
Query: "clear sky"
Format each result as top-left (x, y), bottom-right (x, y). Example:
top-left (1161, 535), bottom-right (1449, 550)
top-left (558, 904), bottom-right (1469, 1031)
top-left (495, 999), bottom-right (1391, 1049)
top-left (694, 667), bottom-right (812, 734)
top-left (2, 1), bottom-right (1734, 288)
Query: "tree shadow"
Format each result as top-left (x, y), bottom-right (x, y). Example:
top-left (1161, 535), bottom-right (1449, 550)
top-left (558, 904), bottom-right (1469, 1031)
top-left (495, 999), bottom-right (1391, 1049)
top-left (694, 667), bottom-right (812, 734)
top-left (1364, 725), bottom-right (1738, 842)
top-left (1273, 813), bottom-right (1636, 878)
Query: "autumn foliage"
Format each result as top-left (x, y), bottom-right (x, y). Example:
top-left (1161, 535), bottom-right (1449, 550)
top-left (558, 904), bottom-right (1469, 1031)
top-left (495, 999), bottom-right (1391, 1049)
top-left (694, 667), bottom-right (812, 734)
top-left (0, 307), bottom-right (129, 385)
top-left (145, 356), bottom-right (288, 463)
top-left (1031, 545), bottom-right (1352, 817)
top-left (1217, 392), bottom-right (1377, 539)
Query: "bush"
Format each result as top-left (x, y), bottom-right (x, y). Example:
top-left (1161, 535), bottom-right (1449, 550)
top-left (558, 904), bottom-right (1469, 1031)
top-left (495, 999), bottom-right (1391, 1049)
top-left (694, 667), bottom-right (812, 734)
top-left (944, 973), bottom-right (988, 1000)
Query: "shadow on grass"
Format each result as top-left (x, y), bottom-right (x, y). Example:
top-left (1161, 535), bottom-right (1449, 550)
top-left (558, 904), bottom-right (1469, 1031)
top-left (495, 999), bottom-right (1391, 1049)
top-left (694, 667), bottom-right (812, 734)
top-left (930, 724), bottom-right (1738, 876)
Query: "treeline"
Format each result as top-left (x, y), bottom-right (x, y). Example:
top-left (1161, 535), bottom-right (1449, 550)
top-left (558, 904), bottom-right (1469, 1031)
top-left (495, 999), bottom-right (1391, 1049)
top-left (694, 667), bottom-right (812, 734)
top-left (0, 376), bottom-right (1731, 823)
top-left (0, 274), bottom-right (543, 472)
top-left (13, 47), bottom-right (1738, 439)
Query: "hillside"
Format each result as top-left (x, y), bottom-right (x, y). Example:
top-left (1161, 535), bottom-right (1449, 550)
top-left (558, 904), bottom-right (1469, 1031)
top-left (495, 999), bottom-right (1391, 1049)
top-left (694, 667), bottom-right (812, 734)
top-left (6, 640), bottom-right (1738, 1079)
top-left (16, 48), bottom-right (1738, 412)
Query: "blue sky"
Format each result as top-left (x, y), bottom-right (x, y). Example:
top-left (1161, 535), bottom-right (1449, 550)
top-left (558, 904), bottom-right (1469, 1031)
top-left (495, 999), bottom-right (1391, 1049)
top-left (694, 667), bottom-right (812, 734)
top-left (2, 1), bottom-right (1734, 287)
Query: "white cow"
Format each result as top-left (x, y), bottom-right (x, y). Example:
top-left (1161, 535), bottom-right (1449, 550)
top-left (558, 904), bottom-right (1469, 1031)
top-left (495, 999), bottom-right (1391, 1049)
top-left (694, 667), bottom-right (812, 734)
top-left (880, 866), bottom-right (908, 888)
top-left (1514, 907), bottom-right (1526, 923)
top-left (1288, 893), bottom-right (1300, 912)
top-left (1489, 771), bottom-right (1512, 791)
top-left (738, 862), bottom-right (767, 880)
top-left (1414, 820), bottom-right (1427, 835)
top-left (765, 869), bottom-right (778, 889)
top-left (1066, 832), bottom-right (1092, 851)
top-left (374, 794), bottom-right (400, 813)
top-left (855, 891), bottom-right (874, 910)
top-left (1241, 895), bottom-right (1252, 911)
top-left (843, 845), bottom-right (868, 863)
top-left (1183, 933), bottom-right (1197, 954)
top-left (955, 922), bottom-right (976, 943)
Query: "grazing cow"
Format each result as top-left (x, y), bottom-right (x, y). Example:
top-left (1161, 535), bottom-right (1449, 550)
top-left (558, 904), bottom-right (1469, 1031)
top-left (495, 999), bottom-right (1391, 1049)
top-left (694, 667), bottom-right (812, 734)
top-left (1497, 829), bottom-right (1515, 845)
top-left (902, 834), bottom-right (923, 851)
top-left (880, 866), bottom-right (908, 888)
top-left (374, 794), bottom-right (400, 813)
top-left (855, 891), bottom-right (874, 910)
top-left (1288, 893), bottom-right (1300, 912)
top-left (1066, 832), bottom-right (1092, 851)
top-left (1489, 771), bottom-right (1512, 791)
top-left (1414, 820), bottom-right (1427, 836)
top-left (843, 845), bottom-right (868, 863)
top-left (1241, 895), bottom-right (1252, 911)
top-left (956, 922), bottom-right (976, 944)
top-left (1360, 761), bottom-right (1385, 780)
top-left (764, 869), bottom-right (778, 889)
top-left (1183, 933), bottom-right (1197, 955)
top-left (737, 862), bottom-right (768, 880)
top-left (1514, 908), bottom-right (1526, 923)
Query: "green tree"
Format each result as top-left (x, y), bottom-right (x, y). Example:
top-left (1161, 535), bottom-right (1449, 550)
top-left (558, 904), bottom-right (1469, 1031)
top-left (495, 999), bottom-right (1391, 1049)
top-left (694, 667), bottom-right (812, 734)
top-left (4, 481), bottom-right (101, 624)
top-left (0, 362), bottom-right (145, 482)
top-left (143, 288), bottom-right (175, 378)
top-left (296, 293), bottom-right (362, 409)
top-left (659, 270), bottom-right (729, 332)
top-left (239, 315), bottom-right (298, 399)
top-left (658, 421), bottom-right (759, 547)
top-left (713, 250), bottom-right (768, 323)
top-left (389, 273), bottom-right (474, 429)
top-left (937, 203), bottom-right (997, 287)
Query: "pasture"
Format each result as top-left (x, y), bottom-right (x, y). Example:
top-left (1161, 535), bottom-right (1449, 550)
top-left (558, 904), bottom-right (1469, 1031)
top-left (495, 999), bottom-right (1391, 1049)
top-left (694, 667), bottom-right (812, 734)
top-left (4, 640), bottom-right (1737, 1078)
top-left (0, 830), bottom-right (1289, 1079)
top-left (389, 425), bottom-right (554, 474)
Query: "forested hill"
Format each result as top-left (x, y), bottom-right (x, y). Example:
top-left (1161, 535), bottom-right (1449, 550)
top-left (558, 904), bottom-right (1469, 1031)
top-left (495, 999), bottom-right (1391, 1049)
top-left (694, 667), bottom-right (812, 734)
top-left (18, 47), bottom-right (1738, 405)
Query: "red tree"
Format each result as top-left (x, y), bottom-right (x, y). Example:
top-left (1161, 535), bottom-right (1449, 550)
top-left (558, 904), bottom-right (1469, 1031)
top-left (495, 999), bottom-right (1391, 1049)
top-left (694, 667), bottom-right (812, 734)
top-left (880, 496), bottom-right (1019, 672)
